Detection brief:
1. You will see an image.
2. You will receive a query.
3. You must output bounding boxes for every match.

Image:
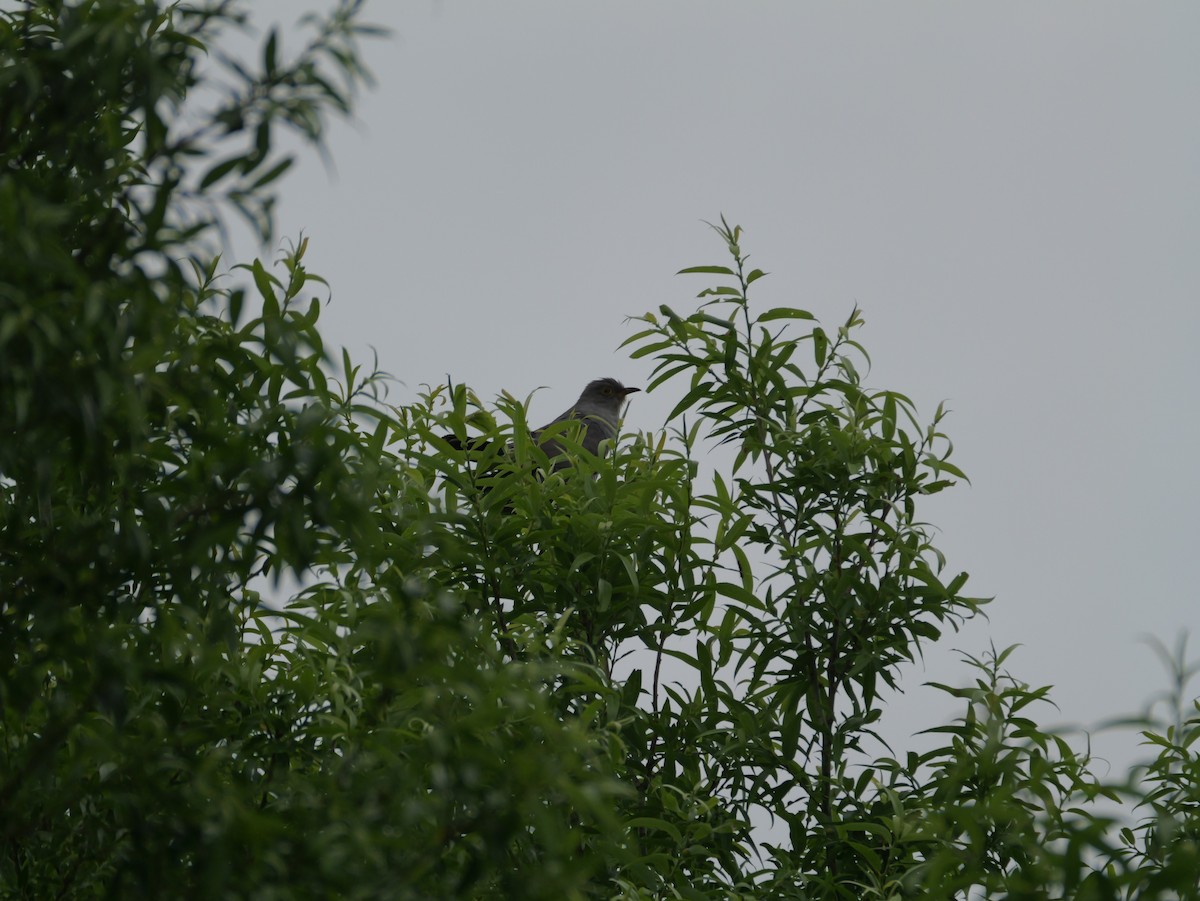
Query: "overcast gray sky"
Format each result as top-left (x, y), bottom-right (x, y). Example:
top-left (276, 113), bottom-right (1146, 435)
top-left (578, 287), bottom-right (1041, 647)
top-left (247, 1), bottom-right (1199, 774)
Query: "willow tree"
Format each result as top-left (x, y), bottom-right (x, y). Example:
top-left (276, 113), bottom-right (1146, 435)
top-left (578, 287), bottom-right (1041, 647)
top-left (3, 3), bottom-right (1196, 899)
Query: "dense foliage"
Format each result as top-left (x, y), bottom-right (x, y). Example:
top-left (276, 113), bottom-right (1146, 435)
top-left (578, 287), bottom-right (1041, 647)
top-left (2, 2), bottom-right (1197, 898)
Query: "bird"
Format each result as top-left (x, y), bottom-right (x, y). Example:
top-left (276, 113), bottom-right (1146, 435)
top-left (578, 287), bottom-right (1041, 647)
top-left (444, 377), bottom-right (640, 468)
top-left (533, 377), bottom-right (641, 462)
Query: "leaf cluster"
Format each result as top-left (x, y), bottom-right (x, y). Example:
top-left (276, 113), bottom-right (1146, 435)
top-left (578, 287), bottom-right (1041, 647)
top-left (1, 3), bottom-right (617, 898)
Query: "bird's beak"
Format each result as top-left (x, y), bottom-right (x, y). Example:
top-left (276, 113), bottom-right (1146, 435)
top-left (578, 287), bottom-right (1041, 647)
top-left (622, 386), bottom-right (641, 396)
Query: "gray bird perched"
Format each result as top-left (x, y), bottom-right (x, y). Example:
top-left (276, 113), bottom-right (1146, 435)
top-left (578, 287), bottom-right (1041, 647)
top-left (535, 377), bottom-right (641, 462)
top-left (445, 377), bottom-right (640, 467)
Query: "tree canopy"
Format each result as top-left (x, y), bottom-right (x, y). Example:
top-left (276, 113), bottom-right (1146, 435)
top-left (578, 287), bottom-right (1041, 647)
top-left (2, 2), bottom-right (1197, 898)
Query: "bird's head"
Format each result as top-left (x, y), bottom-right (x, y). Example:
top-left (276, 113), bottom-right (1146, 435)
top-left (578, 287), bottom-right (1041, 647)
top-left (580, 378), bottom-right (640, 405)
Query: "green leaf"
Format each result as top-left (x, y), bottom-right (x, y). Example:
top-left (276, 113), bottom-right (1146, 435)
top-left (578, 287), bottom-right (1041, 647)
top-left (623, 817), bottom-right (684, 843)
top-left (597, 577), bottom-right (613, 611)
top-left (881, 392), bottom-right (896, 441)
top-left (759, 307), bottom-right (816, 322)
top-left (199, 155), bottom-right (244, 189)
top-left (714, 580), bottom-right (759, 610)
top-left (263, 27), bottom-right (278, 77)
top-left (250, 156), bottom-right (294, 190)
top-left (667, 380), bottom-right (715, 421)
top-left (813, 327), bottom-right (828, 366)
top-left (677, 265), bottom-right (736, 276)
top-left (628, 338), bottom-right (675, 360)
top-left (698, 312), bottom-right (736, 328)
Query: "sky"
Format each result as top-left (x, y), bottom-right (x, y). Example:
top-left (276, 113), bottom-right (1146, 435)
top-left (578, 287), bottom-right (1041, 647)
top-left (241, 1), bottom-right (1199, 776)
